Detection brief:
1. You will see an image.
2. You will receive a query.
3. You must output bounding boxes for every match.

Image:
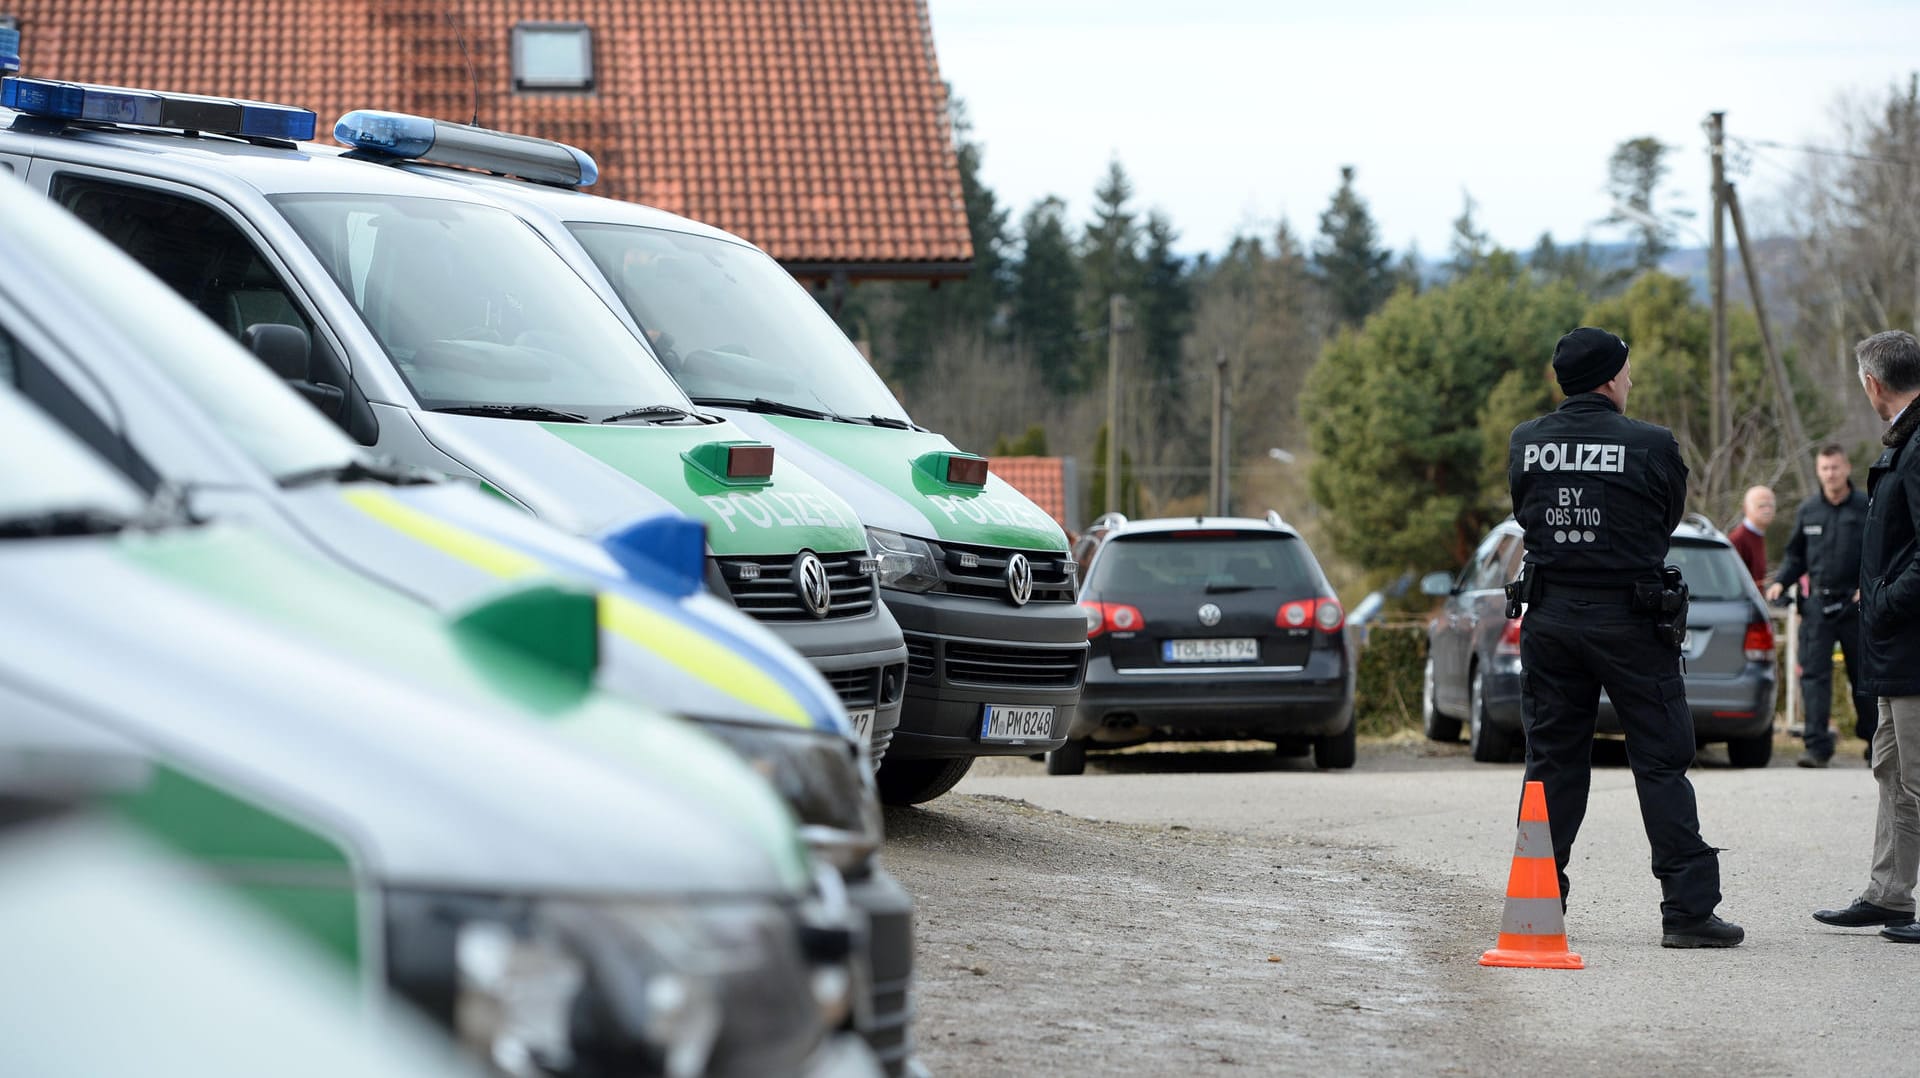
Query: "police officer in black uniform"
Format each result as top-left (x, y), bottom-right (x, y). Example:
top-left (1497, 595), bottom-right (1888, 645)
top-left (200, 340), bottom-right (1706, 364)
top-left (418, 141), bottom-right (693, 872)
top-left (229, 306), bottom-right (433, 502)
top-left (1767, 444), bottom-right (1876, 766)
top-left (1507, 327), bottom-right (1744, 948)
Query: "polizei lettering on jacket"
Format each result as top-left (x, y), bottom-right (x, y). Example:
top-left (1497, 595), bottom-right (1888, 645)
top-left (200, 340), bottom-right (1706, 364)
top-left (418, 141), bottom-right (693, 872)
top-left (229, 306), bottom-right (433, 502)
top-left (700, 490), bottom-right (848, 533)
top-left (1520, 441), bottom-right (1628, 474)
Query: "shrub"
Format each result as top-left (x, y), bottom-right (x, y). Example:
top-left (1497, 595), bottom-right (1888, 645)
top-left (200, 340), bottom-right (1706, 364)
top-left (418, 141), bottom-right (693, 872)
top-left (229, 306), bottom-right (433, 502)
top-left (1355, 625), bottom-right (1427, 737)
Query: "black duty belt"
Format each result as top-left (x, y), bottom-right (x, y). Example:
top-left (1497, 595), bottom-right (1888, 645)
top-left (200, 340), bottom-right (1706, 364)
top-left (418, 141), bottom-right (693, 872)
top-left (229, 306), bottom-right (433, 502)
top-left (1536, 580), bottom-right (1635, 604)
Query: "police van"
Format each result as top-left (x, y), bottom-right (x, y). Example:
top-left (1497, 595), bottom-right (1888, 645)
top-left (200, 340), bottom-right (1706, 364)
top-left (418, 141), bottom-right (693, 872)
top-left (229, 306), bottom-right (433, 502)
top-left (0, 74), bottom-right (909, 766)
top-left (326, 110), bottom-right (1090, 806)
top-left (0, 385), bottom-right (879, 1078)
top-left (0, 98), bottom-right (918, 1074)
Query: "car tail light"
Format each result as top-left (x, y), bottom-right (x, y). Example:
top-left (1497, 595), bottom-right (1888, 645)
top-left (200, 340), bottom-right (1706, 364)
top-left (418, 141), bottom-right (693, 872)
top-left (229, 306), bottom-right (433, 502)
top-left (1315, 598), bottom-right (1344, 632)
top-left (1278, 598), bottom-right (1344, 634)
top-left (1743, 621), bottom-right (1775, 662)
top-left (1080, 601), bottom-right (1144, 639)
top-left (1496, 617), bottom-right (1523, 656)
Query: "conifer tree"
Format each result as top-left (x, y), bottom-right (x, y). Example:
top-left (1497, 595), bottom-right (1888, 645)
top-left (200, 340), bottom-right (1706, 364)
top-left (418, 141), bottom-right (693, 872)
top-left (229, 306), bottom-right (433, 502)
top-left (1313, 166), bottom-right (1395, 326)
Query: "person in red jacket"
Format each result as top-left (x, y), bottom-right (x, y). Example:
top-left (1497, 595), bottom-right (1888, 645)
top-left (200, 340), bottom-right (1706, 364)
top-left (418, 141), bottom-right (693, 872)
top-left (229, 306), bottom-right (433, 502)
top-left (1730, 485), bottom-right (1775, 585)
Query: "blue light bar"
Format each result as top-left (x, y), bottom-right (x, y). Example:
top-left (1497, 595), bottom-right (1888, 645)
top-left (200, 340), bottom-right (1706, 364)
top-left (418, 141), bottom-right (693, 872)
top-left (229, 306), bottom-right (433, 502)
top-left (0, 76), bottom-right (314, 140)
top-left (0, 28), bottom-right (20, 76)
top-left (335, 108), bottom-right (598, 188)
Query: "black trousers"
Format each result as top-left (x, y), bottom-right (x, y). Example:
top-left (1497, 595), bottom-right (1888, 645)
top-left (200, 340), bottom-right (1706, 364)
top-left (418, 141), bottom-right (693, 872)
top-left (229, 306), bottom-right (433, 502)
top-left (1798, 600), bottom-right (1878, 757)
top-left (1520, 595), bottom-right (1722, 926)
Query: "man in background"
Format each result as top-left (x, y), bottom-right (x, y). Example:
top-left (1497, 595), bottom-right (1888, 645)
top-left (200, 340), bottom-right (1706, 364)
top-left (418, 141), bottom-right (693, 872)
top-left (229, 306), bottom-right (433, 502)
top-left (1813, 329), bottom-right (1920, 941)
top-left (1768, 445), bottom-right (1876, 766)
top-left (1731, 485), bottom-right (1774, 585)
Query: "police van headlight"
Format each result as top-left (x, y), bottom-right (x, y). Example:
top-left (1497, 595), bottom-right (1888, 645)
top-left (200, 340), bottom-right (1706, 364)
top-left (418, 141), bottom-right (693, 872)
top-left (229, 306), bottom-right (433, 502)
top-left (698, 722), bottom-right (883, 873)
top-left (866, 527), bottom-right (939, 593)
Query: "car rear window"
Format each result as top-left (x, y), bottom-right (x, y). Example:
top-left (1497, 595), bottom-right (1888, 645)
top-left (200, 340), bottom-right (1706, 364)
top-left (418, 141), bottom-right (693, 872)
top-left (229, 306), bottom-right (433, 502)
top-left (1087, 533), bottom-right (1317, 594)
top-left (1667, 539), bottom-right (1749, 601)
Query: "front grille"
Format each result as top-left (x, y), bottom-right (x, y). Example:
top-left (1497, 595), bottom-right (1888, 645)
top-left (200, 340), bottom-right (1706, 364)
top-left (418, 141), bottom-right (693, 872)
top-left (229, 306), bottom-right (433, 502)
top-left (902, 632), bottom-right (1086, 690)
top-left (929, 539), bottom-right (1076, 604)
top-left (826, 666), bottom-right (880, 709)
top-left (946, 641), bottom-right (1086, 688)
top-left (904, 635), bottom-right (937, 682)
top-left (715, 550), bottom-right (876, 621)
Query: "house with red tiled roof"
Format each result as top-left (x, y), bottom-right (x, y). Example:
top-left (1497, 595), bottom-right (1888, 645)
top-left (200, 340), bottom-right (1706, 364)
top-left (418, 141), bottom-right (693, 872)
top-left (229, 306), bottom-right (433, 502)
top-left (3, 0), bottom-right (971, 290)
top-left (990, 456), bottom-right (1079, 537)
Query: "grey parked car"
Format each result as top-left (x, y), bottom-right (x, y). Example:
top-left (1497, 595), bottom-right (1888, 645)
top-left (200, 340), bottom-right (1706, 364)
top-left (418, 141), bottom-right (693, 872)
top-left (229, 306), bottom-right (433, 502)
top-left (1422, 514), bottom-right (1777, 766)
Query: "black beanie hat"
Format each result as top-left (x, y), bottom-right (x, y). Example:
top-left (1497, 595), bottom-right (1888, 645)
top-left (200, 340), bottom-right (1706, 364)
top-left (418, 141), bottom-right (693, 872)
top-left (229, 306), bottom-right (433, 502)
top-left (1552, 327), bottom-right (1630, 395)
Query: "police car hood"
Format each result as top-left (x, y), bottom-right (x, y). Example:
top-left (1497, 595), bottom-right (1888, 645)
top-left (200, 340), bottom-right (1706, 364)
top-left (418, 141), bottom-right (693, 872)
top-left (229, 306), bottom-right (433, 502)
top-left (277, 479), bottom-right (849, 734)
top-left (410, 411), bottom-right (869, 556)
top-left (717, 413), bottom-right (1068, 551)
top-left (0, 530), bottom-right (809, 897)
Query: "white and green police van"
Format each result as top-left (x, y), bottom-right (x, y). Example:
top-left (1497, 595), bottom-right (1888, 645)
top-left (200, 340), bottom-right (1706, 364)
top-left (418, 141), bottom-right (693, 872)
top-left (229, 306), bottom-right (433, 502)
top-left (0, 75), bottom-right (909, 767)
top-left (0, 385), bottom-right (878, 1078)
top-left (0, 99), bottom-right (920, 1074)
top-left (328, 111), bottom-right (1091, 806)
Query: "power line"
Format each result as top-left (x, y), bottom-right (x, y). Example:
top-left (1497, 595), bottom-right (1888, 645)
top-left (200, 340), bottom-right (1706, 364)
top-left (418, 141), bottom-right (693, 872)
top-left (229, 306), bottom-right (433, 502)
top-left (1733, 136), bottom-right (1920, 169)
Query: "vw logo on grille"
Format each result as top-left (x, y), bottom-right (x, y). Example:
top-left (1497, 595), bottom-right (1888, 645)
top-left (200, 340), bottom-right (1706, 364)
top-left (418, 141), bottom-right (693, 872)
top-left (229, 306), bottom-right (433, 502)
top-left (795, 551), bottom-right (832, 618)
top-left (1198, 603), bottom-right (1222, 626)
top-left (1006, 552), bottom-right (1033, 607)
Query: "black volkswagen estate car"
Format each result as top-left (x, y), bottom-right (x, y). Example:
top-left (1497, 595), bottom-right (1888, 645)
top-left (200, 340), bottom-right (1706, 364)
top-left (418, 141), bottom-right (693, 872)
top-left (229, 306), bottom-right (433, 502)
top-left (1422, 514), bottom-right (1777, 765)
top-left (1051, 513), bottom-right (1356, 774)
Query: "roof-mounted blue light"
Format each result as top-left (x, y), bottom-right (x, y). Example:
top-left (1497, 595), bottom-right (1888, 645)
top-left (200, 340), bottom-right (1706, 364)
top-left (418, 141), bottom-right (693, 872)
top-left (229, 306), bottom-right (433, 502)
top-left (334, 109), bottom-right (598, 188)
top-left (0, 28), bottom-right (21, 76)
top-left (0, 76), bottom-right (314, 140)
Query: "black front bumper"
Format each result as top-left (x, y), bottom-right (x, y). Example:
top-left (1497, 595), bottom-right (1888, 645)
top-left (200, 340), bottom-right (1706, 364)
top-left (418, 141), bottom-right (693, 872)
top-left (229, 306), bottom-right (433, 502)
top-left (1075, 649), bottom-right (1352, 740)
top-left (880, 588), bottom-right (1088, 759)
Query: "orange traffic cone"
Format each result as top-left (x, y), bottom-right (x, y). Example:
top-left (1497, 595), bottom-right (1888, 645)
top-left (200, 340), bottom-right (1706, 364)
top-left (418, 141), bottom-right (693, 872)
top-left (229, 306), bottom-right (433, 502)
top-left (1479, 780), bottom-right (1583, 969)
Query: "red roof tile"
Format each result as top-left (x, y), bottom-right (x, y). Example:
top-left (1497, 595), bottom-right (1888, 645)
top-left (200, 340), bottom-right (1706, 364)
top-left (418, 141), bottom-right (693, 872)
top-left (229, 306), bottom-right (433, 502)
top-left (990, 456), bottom-right (1070, 533)
top-left (8, 0), bottom-right (972, 275)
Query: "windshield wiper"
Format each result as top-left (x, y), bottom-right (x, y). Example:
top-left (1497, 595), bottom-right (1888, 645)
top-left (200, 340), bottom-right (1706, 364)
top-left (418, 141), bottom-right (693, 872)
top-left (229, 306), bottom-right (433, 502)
top-left (430, 404), bottom-right (589, 423)
top-left (600, 404), bottom-right (700, 425)
top-left (689, 396), bottom-right (839, 422)
top-left (859, 414), bottom-right (920, 431)
top-left (1204, 582), bottom-right (1271, 594)
top-left (279, 458), bottom-right (436, 489)
top-left (0, 507), bottom-right (132, 539)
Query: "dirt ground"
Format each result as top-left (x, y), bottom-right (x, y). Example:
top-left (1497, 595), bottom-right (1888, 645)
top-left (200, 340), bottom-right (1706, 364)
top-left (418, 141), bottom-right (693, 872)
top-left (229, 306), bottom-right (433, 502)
top-left (882, 745), bottom-right (1485, 1077)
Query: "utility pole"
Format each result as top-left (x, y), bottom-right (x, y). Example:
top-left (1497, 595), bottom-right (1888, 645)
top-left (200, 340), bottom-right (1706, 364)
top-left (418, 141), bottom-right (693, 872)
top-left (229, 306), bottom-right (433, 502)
top-left (1726, 182), bottom-right (1817, 495)
top-left (1708, 111), bottom-right (1730, 504)
top-left (1209, 350), bottom-right (1231, 515)
top-left (1104, 293), bottom-right (1128, 515)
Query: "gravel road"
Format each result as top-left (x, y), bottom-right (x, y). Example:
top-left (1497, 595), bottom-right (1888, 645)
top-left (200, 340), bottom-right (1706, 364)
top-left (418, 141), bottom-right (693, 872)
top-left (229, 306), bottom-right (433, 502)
top-left (883, 735), bottom-right (1910, 1077)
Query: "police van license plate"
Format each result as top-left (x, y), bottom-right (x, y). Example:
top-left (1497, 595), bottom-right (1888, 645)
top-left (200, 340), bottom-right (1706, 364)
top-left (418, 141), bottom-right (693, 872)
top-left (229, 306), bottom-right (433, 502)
top-left (980, 704), bottom-right (1055, 742)
top-left (1164, 638), bottom-right (1258, 663)
top-left (848, 709), bottom-right (876, 742)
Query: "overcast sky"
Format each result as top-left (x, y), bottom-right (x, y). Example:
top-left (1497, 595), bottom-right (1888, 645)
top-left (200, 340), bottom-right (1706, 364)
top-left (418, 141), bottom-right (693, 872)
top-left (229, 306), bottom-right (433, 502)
top-left (926, 0), bottom-right (1920, 259)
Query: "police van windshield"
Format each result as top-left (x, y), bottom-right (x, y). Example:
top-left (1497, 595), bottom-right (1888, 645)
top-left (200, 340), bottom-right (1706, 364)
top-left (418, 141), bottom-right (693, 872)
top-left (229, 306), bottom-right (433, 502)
top-left (564, 223), bottom-right (912, 424)
top-left (1666, 539), bottom-right (1750, 602)
top-left (272, 195), bottom-right (691, 419)
top-left (1088, 533), bottom-right (1317, 595)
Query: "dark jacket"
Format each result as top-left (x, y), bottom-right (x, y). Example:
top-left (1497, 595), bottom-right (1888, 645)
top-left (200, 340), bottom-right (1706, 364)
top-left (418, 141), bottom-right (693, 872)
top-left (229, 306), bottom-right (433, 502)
top-left (1859, 402), bottom-right (1920, 696)
top-left (1508, 393), bottom-right (1687, 582)
top-left (1773, 483), bottom-right (1869, 601)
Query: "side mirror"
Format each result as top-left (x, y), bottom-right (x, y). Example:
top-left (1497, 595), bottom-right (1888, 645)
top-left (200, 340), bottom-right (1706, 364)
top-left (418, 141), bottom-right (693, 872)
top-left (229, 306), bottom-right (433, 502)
top-left (1420, 571), bottom-right (1455, 597)
top-left (244, 322), bottom-right (344, 416)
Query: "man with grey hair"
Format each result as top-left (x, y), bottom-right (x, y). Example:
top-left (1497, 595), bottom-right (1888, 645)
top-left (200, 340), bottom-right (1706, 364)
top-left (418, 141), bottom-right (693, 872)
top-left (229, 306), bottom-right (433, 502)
top-left (1814, 329), bottom-right (1920, 941)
